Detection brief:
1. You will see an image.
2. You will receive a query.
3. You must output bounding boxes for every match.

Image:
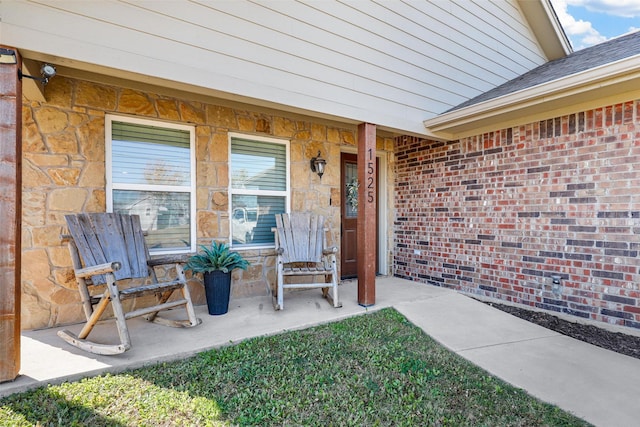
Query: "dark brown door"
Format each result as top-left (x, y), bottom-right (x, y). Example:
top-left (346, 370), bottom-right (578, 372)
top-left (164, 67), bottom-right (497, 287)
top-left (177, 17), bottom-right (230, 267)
top-left (340, 153), bottom-right (378, 279)
top-left (341, 153), bottom-right (359, 278)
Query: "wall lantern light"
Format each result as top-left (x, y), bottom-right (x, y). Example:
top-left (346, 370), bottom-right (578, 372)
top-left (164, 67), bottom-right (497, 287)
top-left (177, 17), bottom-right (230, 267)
top-left (0, 48), bottom-right (18, 64)
top-left (18, 63), bottom-right (56, 85)
top-left (310, 151), bottom-right (327, 179)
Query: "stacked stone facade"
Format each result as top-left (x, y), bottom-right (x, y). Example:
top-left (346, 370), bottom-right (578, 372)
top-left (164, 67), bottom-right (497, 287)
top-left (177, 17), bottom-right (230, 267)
top-left (21, 76), bottom-right (394, 330)
top-left (394, 100), bottom-right (640, 329)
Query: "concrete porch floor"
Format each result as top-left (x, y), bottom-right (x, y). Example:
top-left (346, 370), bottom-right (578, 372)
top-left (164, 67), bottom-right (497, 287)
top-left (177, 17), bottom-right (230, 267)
top-left (2, 277), bottom-right (639, 427)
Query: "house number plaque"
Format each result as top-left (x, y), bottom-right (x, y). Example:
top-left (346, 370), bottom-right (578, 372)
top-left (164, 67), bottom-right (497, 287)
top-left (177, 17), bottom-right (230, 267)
top-left (366, 148), bottom-right (375, 204)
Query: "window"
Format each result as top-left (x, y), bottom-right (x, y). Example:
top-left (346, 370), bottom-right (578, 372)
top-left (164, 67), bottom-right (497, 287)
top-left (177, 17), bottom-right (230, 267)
top-left (229, 134), bottom-right (289, 248)
top-left (106, 115), bottom-right (195, 254)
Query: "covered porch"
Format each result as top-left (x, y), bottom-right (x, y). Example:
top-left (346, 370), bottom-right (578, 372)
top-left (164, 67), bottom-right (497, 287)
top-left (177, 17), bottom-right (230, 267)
top-left (2, 277), bottom-right (640, 427)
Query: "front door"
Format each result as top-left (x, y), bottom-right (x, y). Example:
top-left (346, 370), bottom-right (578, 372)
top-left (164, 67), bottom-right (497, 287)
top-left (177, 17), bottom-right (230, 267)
top-left (340, 153), bottom-right (378, 278)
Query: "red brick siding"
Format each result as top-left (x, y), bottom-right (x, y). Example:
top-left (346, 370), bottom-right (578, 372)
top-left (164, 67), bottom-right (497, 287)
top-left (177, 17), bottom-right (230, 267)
top-left (394, 100), bottom-right (640, 329)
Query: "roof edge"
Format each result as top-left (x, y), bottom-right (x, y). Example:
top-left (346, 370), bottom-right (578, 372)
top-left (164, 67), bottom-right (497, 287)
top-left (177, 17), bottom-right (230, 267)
top-left (518, 0), bottom-right (572, 60)
top-left (424, 55), bottom-right (640, 137)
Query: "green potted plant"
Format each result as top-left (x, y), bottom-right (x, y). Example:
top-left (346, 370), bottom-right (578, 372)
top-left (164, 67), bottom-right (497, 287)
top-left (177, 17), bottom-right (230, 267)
top-left (185, 241), bottom-right (249, 315)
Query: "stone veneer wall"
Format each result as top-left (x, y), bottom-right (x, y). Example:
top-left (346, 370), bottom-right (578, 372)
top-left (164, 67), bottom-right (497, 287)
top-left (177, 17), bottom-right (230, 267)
top-left (21, 76), bottom-right (394, 330)
top-left (394, 100), bottom-right (640, 329)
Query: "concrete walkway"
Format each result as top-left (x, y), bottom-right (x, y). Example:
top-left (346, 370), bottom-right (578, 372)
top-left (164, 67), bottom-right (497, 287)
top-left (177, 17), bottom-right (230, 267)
top-left (2, 277), bottom-right (639, 426)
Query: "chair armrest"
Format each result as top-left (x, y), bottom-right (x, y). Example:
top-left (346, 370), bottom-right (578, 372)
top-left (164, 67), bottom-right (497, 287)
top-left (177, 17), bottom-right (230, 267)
top-left (75, 262), bottom-right (121, 279)
top-left (148, 254), bottom-right (191, 267)
top-left (323, 246), bottom-right (338, 255)
top-left (275, 247), bottom-right (284, 255)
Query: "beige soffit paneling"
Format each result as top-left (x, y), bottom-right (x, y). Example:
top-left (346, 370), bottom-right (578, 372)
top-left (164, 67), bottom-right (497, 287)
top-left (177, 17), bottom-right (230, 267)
top-left (517, 0), bottom-right (572, 60)
top-left (423, 55), bottom-right (640, 139)
top-left (26, 55), bottom-right (410, 139)
top-left (3, 0), bottom-right (553, 140)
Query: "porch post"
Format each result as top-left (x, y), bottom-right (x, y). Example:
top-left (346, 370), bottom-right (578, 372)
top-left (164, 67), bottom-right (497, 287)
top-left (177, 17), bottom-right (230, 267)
top-left (0, 46), bottom-right (22, 383)
top-left (357, 123), bottom-right (376, 306)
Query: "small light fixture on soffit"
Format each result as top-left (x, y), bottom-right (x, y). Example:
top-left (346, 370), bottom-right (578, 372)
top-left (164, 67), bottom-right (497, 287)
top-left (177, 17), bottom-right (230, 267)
top-left (0, 48), bottom-right (18, 65)
top-left (18, 63), bottom-right (57, 85)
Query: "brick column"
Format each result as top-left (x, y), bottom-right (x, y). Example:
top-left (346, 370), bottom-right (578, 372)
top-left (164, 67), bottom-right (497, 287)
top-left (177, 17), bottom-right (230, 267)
top-left (357, 123), bottom-right (376, 306)
top-left (0, 46), bottom-right (21, 383)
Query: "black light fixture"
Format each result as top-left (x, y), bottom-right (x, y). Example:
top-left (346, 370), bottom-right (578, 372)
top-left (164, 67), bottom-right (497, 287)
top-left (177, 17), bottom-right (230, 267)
top-left (0, 48), bottom-right (18, 65)
top-left (310, 151), bottom-right (327, 179)
top-left (18, 63), bottom-right (56, 85)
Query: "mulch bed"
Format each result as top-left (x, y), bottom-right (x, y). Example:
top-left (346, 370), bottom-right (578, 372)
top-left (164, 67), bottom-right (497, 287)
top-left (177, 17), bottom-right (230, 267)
top-left (483, 301), bottom-right (640, 360)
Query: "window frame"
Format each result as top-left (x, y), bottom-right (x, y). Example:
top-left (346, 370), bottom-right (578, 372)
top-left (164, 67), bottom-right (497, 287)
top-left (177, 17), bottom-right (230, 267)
top-left (228, 132), bottom-right (291, 250)
top-left (105, 114), bottom-right (196, 255)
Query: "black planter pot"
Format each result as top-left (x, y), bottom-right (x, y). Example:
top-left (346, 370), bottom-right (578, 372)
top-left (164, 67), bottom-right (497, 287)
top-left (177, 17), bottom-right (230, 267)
top-left (203, 271), bottom-right (232, 315)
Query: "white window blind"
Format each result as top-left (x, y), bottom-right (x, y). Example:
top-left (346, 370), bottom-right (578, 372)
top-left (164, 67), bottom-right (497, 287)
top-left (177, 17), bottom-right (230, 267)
top-left (107, 116), bottom-right (195, 254)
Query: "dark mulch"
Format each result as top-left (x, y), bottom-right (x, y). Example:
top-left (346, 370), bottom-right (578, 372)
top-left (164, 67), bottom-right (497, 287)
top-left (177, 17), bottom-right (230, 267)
top-left (484, 301), bottom-right (640, 360)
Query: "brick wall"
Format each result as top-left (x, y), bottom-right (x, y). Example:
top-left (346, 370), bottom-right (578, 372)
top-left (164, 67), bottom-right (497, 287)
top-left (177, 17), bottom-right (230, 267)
top-left (394, 100), bottom-right (640, 329)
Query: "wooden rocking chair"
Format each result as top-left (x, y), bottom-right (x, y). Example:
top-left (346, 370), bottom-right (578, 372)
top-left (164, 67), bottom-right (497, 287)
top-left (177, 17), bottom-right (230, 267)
top-left (272, 212), bottom-right (341, 310)
top-left (58, 213), bottom-right (201, 355)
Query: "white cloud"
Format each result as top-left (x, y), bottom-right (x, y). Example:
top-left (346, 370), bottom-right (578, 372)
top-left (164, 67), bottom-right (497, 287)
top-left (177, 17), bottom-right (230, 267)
top-left (552, 0), bottom-right (608, 49)
top-left (565, 0), bottom-right (640, 18)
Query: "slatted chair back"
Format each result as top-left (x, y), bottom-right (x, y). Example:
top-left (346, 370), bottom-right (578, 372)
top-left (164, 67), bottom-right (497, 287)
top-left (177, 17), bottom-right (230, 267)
top-left (59, 212), bottom-right (200, 355)
top-left (65, 213), bottom-right (149, 284)
top-left (275, 213), bottom-right (325, 264)
top-left (271, 212), bottom-right (340, 310)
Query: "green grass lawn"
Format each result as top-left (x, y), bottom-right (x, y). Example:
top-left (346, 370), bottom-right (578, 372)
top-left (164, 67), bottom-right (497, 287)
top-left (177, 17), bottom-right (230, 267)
top-left (1, 308), bottom-right (590, 426)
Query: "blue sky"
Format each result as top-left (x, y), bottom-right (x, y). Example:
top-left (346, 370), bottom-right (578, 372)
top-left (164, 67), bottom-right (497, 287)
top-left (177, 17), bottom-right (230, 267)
top-left (550, 0), bottom-right (640, 50)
